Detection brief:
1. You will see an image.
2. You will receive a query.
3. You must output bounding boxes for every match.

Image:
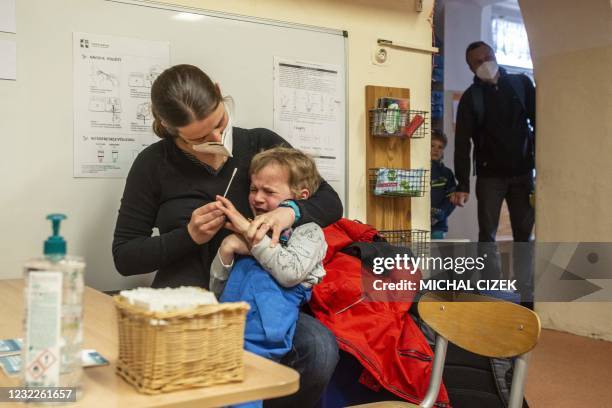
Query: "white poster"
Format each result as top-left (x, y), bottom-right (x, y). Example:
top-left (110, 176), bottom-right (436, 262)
top-left (273, 57), bottom-right (344, 182)
top-left (0, 0), bottom-right (16, 33)
top-left (0, 39), bottom-right (16, 80)
top-left (73, 32), bottom-right (169, 178)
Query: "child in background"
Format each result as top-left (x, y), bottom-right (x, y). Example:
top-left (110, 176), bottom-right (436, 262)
top-left (211, 146), bottom-right (327, 360)
top-left (431, 130), bottom-right (457, 239)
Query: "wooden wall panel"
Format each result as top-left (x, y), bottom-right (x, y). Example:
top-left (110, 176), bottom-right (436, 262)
top-left (365, 85), bottom-right (412, 230)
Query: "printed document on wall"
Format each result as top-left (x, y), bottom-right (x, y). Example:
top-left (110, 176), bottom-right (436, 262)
top-left (73, 32), bottom-right (169, 177)
top-left (273, 57), bottom-right (345, 182)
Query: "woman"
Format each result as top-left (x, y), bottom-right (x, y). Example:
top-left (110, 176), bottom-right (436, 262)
top-left (112, 64), bottom-right (341, 407)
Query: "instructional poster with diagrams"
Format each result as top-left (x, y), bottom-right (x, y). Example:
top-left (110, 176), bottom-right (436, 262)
top-left (73, 32), bottom-right (169, 177)
top-left (273, 57), bottom-right (345, 187)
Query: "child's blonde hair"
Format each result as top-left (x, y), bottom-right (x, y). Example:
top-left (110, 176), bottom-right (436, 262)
top-left (250, 146), bottom-right (321, 197)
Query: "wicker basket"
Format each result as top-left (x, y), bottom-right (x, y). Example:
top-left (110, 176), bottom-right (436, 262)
top-left (114, 295), bottom-right (250, 394)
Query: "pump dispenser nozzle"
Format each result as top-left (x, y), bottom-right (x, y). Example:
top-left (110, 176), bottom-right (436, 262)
top-left (44, 213), bottom-right (67, 258)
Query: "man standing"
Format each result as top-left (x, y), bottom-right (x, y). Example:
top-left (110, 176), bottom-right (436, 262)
top-left (451, 41), bottom-right (535, 244)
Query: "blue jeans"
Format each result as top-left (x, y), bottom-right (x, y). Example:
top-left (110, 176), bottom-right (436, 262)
top-left (264, 312), bottom-right (339, 408)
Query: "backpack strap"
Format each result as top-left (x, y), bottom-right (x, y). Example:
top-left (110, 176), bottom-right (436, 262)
top-left (507, 74), bottom-right (535, 162)
top-left (507, 74), bottom-right (527, 113)
top-left (470, 84), bottom-right (485, 176)
top-left (471, 84), bottom-right (485, 128)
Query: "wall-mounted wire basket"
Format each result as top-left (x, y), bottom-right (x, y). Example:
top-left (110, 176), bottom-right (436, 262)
top-left (378, 229), bottom-right (430, 258)
top-left (369, 109), bottom-right (428, 138)
top-left (369, 168), bottom-right (428, 197)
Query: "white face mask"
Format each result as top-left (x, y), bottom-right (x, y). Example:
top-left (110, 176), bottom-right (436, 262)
top-left (192, 108), bottom-right (233, 157)
top-left (476, 60), bottom-right (499, 83)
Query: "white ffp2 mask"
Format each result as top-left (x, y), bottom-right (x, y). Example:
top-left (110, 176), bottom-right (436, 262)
top-left (476, 61), bottom-right (499, 83)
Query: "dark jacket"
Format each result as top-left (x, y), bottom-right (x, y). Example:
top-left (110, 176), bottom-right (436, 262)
top-left (454, 68), bottom-right (536, 192)
top-left (430, 160), bottom-right (456, 233)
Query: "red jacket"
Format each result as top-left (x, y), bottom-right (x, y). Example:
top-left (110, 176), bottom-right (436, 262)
top-left (311, 219), bottom-right (450, 407)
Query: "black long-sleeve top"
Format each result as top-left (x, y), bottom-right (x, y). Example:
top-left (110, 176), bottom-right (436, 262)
top-left (112, 127), bottom-right (343, 288)
top-left (454, 70), bottom-right (536, 193)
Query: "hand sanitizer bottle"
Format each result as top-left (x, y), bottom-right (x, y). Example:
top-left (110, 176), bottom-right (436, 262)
top-left (22, 214), bottom-right (85, 399)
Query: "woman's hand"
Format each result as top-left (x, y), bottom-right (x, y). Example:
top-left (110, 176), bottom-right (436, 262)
top-left (219, 233), bottom-right (250, 265)
top-left (187, 202), bottom-right (226, 245)
top-left (246, 207), bottom-right (295, 248)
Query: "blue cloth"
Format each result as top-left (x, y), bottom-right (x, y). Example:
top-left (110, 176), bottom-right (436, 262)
top-left (430, 159), bottom-right (457, 233)
top-left (220, 256), bottom-right (311, 361)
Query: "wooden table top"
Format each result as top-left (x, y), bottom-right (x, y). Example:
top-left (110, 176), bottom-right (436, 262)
top-left (0, 279), bottom-right (299, 407)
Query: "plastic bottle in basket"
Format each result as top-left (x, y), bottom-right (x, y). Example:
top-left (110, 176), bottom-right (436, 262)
top-left (384, 103), bottom-right (401, 134)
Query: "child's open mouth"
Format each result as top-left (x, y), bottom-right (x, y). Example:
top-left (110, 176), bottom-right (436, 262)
top-left (253, 207), bottom-right (267, 215)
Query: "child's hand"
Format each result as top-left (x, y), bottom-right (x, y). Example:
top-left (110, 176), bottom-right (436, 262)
top-left (246, 207), bottom-right (294, 248)
top-left (450, 192), bottom-right (469, 206)
top-left (215, 195), bottom-right (251, 234)
top-left (219, 234), bottom-right (250, 265)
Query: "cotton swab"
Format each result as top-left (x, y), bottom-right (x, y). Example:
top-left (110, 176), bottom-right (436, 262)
top-left (223, 168), bottom-right (238, 198)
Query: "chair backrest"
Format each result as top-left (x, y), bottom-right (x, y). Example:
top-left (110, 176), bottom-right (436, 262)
top-left (350, 293), bottom-right (541, 408)
top-left (417, 292), bottom-right (541, 358)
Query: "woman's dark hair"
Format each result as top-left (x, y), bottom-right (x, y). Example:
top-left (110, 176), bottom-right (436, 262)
top-left (150, 64), bottom-right (222, 139)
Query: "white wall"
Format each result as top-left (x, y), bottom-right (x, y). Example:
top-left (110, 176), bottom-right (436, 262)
top-left (440, 0), bottom-right (612, 342)
top-left (441, 0), bottom-right (527, 242)
top-left (0, 0), bottom-right (435, 291)
top-left (443, 1), bottom-right (485, 91)
top-left (520, 0), bottom-right (612, 341)
top-left (153, 0), bottom-right (436, 235)
top-left (441, 0), bottom-right (485, 241)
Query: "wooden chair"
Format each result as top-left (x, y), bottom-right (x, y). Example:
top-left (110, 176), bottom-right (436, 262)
top-left (350, 292), bottom-right (541, 408)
